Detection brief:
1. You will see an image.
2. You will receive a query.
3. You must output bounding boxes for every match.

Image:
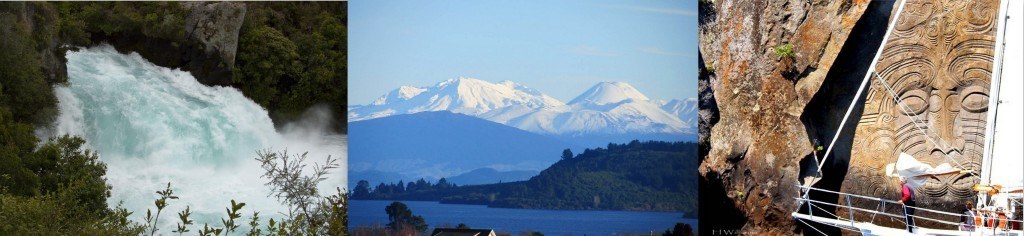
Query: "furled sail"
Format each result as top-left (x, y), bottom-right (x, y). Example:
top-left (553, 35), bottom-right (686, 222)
top-left (981, 0), bottom-right (1023, 190)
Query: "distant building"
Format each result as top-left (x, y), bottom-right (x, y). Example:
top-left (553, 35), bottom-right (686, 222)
top-left (430, 228), bottom-right (497, 236)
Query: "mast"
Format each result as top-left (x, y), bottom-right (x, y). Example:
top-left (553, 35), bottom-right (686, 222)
top-left (980, 0), bottom-right (1011, 187)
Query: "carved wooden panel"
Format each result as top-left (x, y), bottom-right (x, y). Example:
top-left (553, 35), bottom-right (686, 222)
top-left (844, 0), bottom-right (997, 209)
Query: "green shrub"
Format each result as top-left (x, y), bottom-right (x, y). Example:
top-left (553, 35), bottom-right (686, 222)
top-left (774, 42), bottom-right (794, 58)
top-left (233, 25), bottom-right (299, 108)
top-left (0, 10), bottom-right (58, 125)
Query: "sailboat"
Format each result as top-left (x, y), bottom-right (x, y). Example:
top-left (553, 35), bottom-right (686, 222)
top-left (791, 0), bottom-right (1023, 235)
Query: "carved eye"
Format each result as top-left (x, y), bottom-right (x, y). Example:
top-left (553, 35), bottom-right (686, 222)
top-left (899, 90), bottom-right (929, 115)
top-left (961, 92), bottom-right (989, 112)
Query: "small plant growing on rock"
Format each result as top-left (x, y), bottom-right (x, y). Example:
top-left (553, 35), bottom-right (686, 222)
top-left (774, 43), bottom-right (795, 58)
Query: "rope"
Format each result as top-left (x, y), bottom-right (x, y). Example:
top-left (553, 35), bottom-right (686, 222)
top-left (796, 217), bottom-right (831, 236)
top-left (810, 201), bottom-right (843, 220)
top-left (800, 192), bottom-right (856, 235)
top-left (871, 200), bottom-right (882, 223)
top-left (815, 0), bottom-right (909, 180)
top-left (874, 72), bottom-right (982, 180)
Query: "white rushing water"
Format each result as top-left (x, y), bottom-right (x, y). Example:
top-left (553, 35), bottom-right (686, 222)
top-left (42, 45), bottom-right (346, 229)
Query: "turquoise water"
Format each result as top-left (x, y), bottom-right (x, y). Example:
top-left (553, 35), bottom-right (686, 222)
top-left (48, 45), bottom-right (345, 229)
top-left (351, 200), bottom-right (696, 235)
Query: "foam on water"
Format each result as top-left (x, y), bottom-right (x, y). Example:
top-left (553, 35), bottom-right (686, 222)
top-left (44, 45), bottom-right (346, 230)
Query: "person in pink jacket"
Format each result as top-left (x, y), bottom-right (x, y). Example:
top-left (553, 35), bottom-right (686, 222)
top-left (897, 177), bottom-right (917, 233)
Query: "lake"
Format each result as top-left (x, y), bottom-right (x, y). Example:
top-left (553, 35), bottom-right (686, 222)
top-left (350, 200), bottom-right (697, 235)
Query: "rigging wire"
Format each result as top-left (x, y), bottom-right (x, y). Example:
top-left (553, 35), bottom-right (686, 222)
top-left (796, 217), bottom-right (832, 236)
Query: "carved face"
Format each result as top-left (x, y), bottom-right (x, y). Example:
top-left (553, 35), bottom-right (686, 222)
top-left (848, 0), bottom-right (997, 203)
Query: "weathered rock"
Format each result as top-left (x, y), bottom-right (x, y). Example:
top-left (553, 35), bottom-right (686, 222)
top-left (182, 2), bottom-right (246, 85)
top-left (698, 0), bottom-right (869, 234)
top-left (840, 0), bottom-right (999, 229)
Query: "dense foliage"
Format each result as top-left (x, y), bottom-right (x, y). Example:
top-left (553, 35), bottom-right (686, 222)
top-left (237, 2), bottom-right (347, 123)
top-left (0, 2), bottom-right (59, 126)
top-left (352, 141), bottom-right (698, 215)
top-left (0, 132), bottom-right (142, 234)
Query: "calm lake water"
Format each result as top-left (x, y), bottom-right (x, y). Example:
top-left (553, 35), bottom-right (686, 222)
top-left (350, 200), bottom-right (697, 235)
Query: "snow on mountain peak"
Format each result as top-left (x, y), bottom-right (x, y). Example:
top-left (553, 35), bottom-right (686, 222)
top-left (372, 85), bottom-right (426, 105)
top-left (398, 86), bottom-right (426, 99)
top-left (351, 78), bottom-right (698, 137)
top-left (569, 82), bottom-right (650, 105)
top-left (352, 77), bottom-right (564, 121)
top-left (660, 98), bottom-right (699, 129)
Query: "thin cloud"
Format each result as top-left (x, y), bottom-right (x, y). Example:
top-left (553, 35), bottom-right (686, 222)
top-left (602, 4), bottom-right (697, 17)
top-left (639, 47), bottom-right (685, 56)
top-left (569, 45), bottom-right (616, 57)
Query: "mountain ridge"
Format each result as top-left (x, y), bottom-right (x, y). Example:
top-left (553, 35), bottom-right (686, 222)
top-left (349, 78), bottom-right (697, 138)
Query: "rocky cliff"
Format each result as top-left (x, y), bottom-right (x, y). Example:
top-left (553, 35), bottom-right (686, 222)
top-left (698, 0), bottom-right (870, 234)
top-left (181, 2), bottom-right (246, 85)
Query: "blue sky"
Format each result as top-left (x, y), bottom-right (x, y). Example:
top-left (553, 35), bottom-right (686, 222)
top-left (349, 0), bottom-right (697, 105)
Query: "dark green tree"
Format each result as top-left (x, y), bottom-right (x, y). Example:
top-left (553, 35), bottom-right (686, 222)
top-left (384, 201), bottom-right (427, 233)
top-left (353, 180), bottom-right (371, 198)
top-left (561, 148), bottom-right (573, 160)
top-left (436, 178), bottom-right (451, 189)
top-left (233, 25), bottom-right (299, 108)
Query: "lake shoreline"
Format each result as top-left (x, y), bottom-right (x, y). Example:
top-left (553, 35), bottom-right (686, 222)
top-left (350, 200), bottom-right (697, 235)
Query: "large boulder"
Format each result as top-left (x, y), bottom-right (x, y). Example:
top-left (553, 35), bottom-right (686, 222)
top-left (181, 2), bottom-right (246, 85)
top-left (698, 0), bottom-right (869, 234)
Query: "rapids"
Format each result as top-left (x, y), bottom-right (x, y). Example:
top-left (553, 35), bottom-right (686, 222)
top-left (41, 45), bottom-right (346, 230)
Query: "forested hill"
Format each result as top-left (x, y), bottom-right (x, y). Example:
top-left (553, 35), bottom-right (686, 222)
top-left (351, 140), bottom-right (698, 216)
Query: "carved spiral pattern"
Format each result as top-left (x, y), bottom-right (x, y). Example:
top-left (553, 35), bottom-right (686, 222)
top-left (844, 0), bottom-right (998, 212)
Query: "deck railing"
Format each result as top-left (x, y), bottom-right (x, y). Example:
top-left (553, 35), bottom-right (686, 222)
top-left (795, 185), bottom-right (1024, 232)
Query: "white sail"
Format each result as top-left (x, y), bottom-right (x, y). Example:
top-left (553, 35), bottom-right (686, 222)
top-left (983, 0), bottom-right (1023, 190)
top-left (886, 153), bottom-right (964, 189)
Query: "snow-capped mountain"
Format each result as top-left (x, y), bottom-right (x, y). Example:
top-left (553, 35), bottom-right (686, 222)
top-left (349, 77), bottom-right (563, 121)
top-left (507, 82), bottom-right (689, 135)
top-left (657, 98), bottom-right (699, 128)
top-left (349, 78), bottom-right (697, 138)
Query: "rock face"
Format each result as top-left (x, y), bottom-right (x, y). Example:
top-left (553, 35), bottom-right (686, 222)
top-left (95, 2), bottom-right (246, 86)
top-left (840, 0), bottom-right (999, 229)
top-left (182, 2), bottom-right (246, 85)
top-left (698, 0), bottom-right (869, 234)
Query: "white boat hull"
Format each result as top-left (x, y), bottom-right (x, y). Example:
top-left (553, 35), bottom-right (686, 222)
top-left (793, 213), bottom-right (1023, 236)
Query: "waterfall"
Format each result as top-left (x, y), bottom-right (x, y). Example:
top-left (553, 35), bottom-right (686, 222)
top-left (44, 44), bottom-right (345, 228)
